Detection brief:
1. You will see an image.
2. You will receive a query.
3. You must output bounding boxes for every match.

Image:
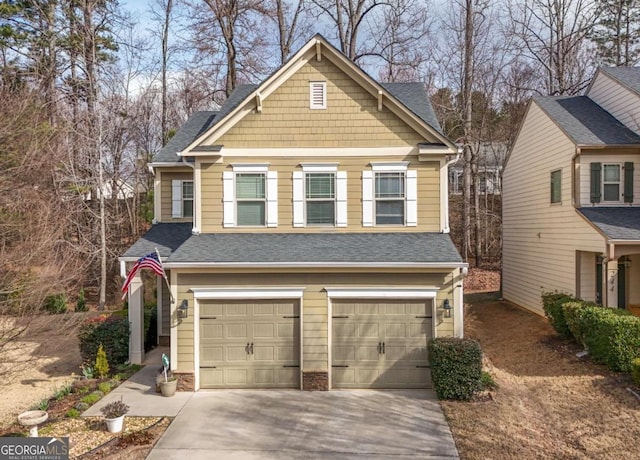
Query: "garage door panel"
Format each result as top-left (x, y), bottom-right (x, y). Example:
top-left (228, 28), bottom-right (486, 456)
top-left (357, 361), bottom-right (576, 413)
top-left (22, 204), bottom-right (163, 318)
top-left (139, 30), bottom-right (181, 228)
top-left (227, 323), bottom-right (249, 338)
top-left (278, 323), bottom-right (295, 338)
top-left (358, 345), bottom-right (381, 361)
top-left (358, 323), bottom-right (379, 338)
top-left (201, 345), bottom-right (224, 364)
top-left (357, 303), bottom-right (379, 315)
top-left (333, 303), bottom-right (355, 316)
top-left (334, 345), bottom-right (356, 362)
top-left (277, 345), bottom-right (298, 361)
top-left (409, 321), bottom-right (432, 337)
top-left (226, 303), bottom-right (248, 316)
top-left (253, 323), bottom-right (275, 338)
top-left (201, 322), bottom-right (224, 339)
top-left (384, 303), bottom-right (406, 315)
top-left (384, 322), bottom-right (406, 338)
top-left (201, 304), bottom-right (224, 317)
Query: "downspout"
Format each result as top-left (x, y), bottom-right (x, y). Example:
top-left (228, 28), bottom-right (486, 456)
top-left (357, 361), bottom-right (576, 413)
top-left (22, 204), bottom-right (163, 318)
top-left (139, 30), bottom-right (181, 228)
top-left (442, 147), bottom-right (463, 234)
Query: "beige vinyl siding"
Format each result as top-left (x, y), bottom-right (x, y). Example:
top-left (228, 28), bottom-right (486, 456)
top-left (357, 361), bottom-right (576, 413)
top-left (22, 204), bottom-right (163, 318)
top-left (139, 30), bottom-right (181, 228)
top-left (205, 55), bottom-right (434, 148)
top-left (578, 152), bottom-right (640, 206)
top-left (173, 270), bottom-right (457, 373)
top-left (588, 72), bottom-right (640, 136)
top-left (159, 169), bottom-right (193, 222)
top-left (503, 103), bottom-right (604, 314)
top-left (577, 251), bottom-right (597, 302)
top-left (199, 157), bottom-right (440, 233)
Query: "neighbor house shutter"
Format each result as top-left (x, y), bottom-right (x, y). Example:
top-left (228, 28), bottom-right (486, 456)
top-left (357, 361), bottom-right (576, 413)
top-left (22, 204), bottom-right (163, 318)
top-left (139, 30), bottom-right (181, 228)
top-left (222, 171), bottom-right (235, 227)
top-left (362, 171), bottom-right (374, 226)
top-left (292, 171), bottom-right (304, 227)
top-left (590, 162), bottom-right (601, 203)
top-left (336, 171), bottom-right (347, 227)
top-left (171, 180), bottom-right (182, 218)
top-left (624, 162), bottom-right (634, 203)
top-left (406, 170), bottom-right (417, 226)
top-left (266, 171), bottom-right (278, 227)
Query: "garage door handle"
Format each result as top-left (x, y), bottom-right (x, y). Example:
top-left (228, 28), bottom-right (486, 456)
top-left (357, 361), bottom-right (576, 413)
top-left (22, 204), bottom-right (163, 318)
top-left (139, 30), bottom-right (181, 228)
top-left (250, 342), bottom-right (254, 354)
top-left (382, 342), bottom-right (385, 354)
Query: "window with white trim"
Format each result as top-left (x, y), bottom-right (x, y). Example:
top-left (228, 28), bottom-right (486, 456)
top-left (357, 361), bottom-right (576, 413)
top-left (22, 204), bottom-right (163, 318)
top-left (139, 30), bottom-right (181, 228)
top-left (171, 179), bottom-right (193, 218)
top-left (310, 81), bottom-right (326, 109)
top-left (362, 162), bottom-right (416, 227)
top-left (223, 164), bottom-right (278, 228)
top-left (603, 164), bottom-right (621, 202)
top-left (293, 164), bottom-right (347, 227)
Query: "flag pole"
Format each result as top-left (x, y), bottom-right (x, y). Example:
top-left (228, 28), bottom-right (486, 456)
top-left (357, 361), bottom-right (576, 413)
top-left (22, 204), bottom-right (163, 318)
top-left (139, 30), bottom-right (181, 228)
top-left (155, 247), bottom-right (175, 304)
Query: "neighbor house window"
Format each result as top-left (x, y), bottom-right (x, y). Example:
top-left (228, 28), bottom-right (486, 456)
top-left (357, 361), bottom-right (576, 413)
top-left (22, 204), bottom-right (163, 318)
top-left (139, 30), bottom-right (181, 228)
top-left (236, 173), bottom-right (266, 226)
top-left (375, 172), bottom-right (405, 225)
top-left (603, 164), bottom-right (621, 202)
top-left (171, 179), bottom-right (193, 218)
top-left (550, 170), bottom-right (561, 204)
top-left (305, 172), bottom-right (335, 225)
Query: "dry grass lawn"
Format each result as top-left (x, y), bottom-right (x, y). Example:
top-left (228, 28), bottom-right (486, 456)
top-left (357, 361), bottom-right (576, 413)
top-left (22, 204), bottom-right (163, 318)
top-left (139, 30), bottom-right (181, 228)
top-left (443, 295), bottom-right (640, 459)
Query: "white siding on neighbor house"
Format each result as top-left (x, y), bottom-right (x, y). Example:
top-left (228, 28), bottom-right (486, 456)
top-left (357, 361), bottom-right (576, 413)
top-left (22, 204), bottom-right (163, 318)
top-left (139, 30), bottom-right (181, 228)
top-left (503, 103), bottom-right (604, 314)
top-left (577, 251), bottom-right (597, 302)
top-left (577, 152), bottom-right (640, 207)
top-left (588, 72), bottom-right (640, 135)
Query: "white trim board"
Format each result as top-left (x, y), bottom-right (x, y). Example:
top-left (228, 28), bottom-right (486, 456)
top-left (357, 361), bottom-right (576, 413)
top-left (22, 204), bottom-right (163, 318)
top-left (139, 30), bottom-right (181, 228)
top-left (190, 287), bottom-right (306, 299)
top-left (324, 287), bottom-right (439, 298)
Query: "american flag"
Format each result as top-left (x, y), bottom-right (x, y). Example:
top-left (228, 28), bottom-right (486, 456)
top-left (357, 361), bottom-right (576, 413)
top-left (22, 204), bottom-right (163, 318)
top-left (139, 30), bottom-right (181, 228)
top-left (121, 252), bottom-right (166, 298)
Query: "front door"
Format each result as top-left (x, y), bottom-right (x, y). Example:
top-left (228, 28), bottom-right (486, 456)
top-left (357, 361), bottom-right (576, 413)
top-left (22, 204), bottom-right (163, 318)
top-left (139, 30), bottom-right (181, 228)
top-left (618, 257), bottom-right (627, 309)
top-left (596, 256), bottom-right (603, 306)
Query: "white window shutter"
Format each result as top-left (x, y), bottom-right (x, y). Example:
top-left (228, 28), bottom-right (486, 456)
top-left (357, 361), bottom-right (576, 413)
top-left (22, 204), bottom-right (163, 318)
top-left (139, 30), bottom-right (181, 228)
top-left (336, 171), bottom-right (347, 227)
top-left (362, 171), bottom-right (374, 226)
top-left (171, 180), bottom-right (182, 218)
top-left (266, 171), bottom-right (278, 227)
top-left (406, 169), bottom-right (417, 226)
top-left (222, 171), bottom-right (235, 227)
top-left (293, 171), bottom-right (304, 227)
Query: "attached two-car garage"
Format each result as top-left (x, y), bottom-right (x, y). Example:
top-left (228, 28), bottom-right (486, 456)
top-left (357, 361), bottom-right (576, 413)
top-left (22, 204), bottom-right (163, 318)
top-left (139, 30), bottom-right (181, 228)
top-left (197, 295), bottom-right (434, 390)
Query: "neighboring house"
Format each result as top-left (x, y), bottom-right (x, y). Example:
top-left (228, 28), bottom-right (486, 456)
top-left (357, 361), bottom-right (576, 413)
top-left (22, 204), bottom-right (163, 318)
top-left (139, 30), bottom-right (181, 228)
top-left (120, 35), bottom-right (466, 391)
top-left (449, 143), bottom-right (507, 195)
top-left (83, 178), bottom-right (143, 201)
top-left (503, 67), bottom-right (640, 315)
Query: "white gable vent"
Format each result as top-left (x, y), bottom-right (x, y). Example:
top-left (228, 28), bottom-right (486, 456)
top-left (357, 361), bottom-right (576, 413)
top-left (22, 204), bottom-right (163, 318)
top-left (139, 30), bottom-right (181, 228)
top-left (310, 81), bottom-right (326, 109)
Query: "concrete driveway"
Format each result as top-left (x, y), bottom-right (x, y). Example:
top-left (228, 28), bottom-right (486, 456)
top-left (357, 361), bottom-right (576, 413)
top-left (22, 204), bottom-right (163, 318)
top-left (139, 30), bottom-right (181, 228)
top-left (147, 389), bottom-right (459, 459)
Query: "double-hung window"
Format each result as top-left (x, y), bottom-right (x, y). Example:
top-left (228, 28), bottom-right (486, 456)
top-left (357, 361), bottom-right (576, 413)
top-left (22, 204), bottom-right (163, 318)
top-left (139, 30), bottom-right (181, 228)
top-left (550, 170), bottom-right (561, 204)
top-left (363, 162), bottom-right (417, 227)
top-left (375, 172), bottom-right (405, 224)
top-left (603, 164), bottom-right (621, 202)
top-left (223, 164), bottom-right (278, 228)
top-left (171, 179), bottom-right (193, 219)
top-left (236, 173), bottom-right (266, 226)
top-left (306, 173), bottom-right (335, 225)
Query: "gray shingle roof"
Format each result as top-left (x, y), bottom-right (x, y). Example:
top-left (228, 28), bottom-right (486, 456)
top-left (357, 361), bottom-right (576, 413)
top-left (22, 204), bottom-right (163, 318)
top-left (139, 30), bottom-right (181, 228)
top-left (600, 67), bottom-right (640, 96)
top-left (535, 96), bottom-right (640, 145)
top-left (153, 112), bottom-right (218, 163)
top-left (163, 232), bottom-right (462, 264)
top-left (578, 207), bottom-right (640, 240)
top-left (381, 82), bottom-right (443, 134)
top-left (122, 223), bottom-right (192, 258)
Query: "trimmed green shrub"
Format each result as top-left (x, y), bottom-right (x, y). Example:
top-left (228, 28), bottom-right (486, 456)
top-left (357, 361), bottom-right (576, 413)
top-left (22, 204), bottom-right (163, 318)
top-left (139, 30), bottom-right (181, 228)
top-left (98, 382), bottom-right (112, 394)
top-left (632, 358), bottom-right (640, 386)
top-left (94, 344), bottom-right (109, 378)
top-left (42, 293), bottom-right (67, 314)
top-left (562, 300), bottom-right (597, 345)
top-left (80, 393), bottom-right (101, 405)
top-left (580, 305), bottom-right (638, 371)
top-left (76, 288), bottom-right (88, 312)
top-left (428, 337), bottom-right (483, 400)
top-left (78, 315), bottom-right (129, 367)
top-left (541, 292), bottom-right (576, 339)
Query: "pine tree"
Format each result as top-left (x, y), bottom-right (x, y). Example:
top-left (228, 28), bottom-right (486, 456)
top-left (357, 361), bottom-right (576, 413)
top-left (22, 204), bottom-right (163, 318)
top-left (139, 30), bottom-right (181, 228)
top-left (591, 0), bottom-right (640, 66)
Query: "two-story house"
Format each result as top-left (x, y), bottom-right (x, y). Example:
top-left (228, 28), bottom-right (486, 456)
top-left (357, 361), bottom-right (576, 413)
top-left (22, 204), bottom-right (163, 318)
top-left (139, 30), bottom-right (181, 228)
top-left (503, 67), bottom-right (640, 315)
top-left (120, 35), bottom-right (466, 391)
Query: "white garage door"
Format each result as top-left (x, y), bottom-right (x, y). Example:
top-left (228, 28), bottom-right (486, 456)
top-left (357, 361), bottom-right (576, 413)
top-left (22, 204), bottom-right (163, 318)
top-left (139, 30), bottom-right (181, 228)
top-left (199, 299), bottom-right (300, 388)
top-left (332, 299), bottom-right (432, 389)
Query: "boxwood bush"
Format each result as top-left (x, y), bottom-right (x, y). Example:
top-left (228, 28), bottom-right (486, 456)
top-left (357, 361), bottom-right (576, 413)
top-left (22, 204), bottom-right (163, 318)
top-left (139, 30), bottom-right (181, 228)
top-left (632, 358), bottom-right (640, 387)
top-left (428, 337), bottom-right (482, 400)
top-left (78, 315), bottom-right (129, 368)
top-left (542, 292), bottom-right (577, 339)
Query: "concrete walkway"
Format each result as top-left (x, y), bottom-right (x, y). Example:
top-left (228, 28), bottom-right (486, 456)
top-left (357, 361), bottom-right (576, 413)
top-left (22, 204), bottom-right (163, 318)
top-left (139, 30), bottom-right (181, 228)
top-left (147, 389), bottom-right (459, 459)
top-left (82, 347), bottom-right (193, 417)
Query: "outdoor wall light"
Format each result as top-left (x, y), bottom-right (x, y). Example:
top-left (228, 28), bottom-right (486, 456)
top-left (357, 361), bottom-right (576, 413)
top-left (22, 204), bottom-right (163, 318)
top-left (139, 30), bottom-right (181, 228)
top-left (178, 299), bottom-right (189, 319)
top-left (443, 299), bottom-right (452, 318)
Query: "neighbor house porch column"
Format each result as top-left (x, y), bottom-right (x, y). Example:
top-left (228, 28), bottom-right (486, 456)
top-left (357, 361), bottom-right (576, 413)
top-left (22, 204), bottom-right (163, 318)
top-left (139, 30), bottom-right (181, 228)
top-left (128, 272), bottom-right (145, 364)
top-left (606, 258), bottom-right (618, 309)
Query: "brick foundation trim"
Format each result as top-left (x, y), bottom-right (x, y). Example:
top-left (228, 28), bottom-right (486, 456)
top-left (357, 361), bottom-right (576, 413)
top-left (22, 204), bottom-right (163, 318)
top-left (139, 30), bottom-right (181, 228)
top-left (303, 371), bottom-right (329, 391)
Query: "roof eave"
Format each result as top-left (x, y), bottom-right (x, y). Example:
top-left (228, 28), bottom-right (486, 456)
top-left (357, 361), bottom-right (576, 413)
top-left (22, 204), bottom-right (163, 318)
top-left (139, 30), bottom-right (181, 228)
top-left (163, 261), bottom-right (467, 269)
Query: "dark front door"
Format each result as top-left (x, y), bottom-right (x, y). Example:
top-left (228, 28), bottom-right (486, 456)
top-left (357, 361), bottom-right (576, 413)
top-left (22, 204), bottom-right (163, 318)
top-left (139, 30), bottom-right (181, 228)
top-left (596, 256), bottom-right (603, 306)
top-left (618, 257), bottom-right (627, 309)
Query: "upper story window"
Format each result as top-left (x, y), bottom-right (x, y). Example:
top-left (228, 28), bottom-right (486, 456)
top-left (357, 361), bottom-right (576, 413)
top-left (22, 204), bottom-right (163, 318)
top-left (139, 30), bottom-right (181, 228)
top-left (309, 81), bottom-right (326, 109)
top-left (236, 173), bottom-right (266, 226)
top-left (223, 164), bottom-right (277, 228)
top-left (293, 163), bottom-right (346, 227)
top-left (363, 162), bottom-right (417, 227)
top-left (550, 169), bottom-right (561, 204)
top-left (306, 173), bottom-right (335, 225)
top-left (375, 172), bottom-right (405, 224)
top-left (172, 179), bottom-right (193, 218)
top-left (590, 162), bottom-right (634, 204)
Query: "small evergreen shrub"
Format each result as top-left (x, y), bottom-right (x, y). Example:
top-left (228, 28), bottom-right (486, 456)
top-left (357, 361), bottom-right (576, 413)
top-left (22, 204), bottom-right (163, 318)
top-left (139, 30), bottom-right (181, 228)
top-left (632, 358), bottom-right (640, 387)
top-left (76, 288), bottom-right (88, 312)
top-left (66, 408), bottom-right (80, 418)
top-left (78, 315), bottom-right (129, 367)
top-left (94, 344), bottom-right (109, 379)
top-left (428, 337), bottom-right (483, 400)
top-left (80, 393), bottom-right (101, 405)
top-left (42, 293), bottom-right (68, 314)
top-left (480, 371), bottom-right (498, 391)
top-left (541, 292), bottom-right (576, 339)
top-left (98, 382), bottom-right (112, 394)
